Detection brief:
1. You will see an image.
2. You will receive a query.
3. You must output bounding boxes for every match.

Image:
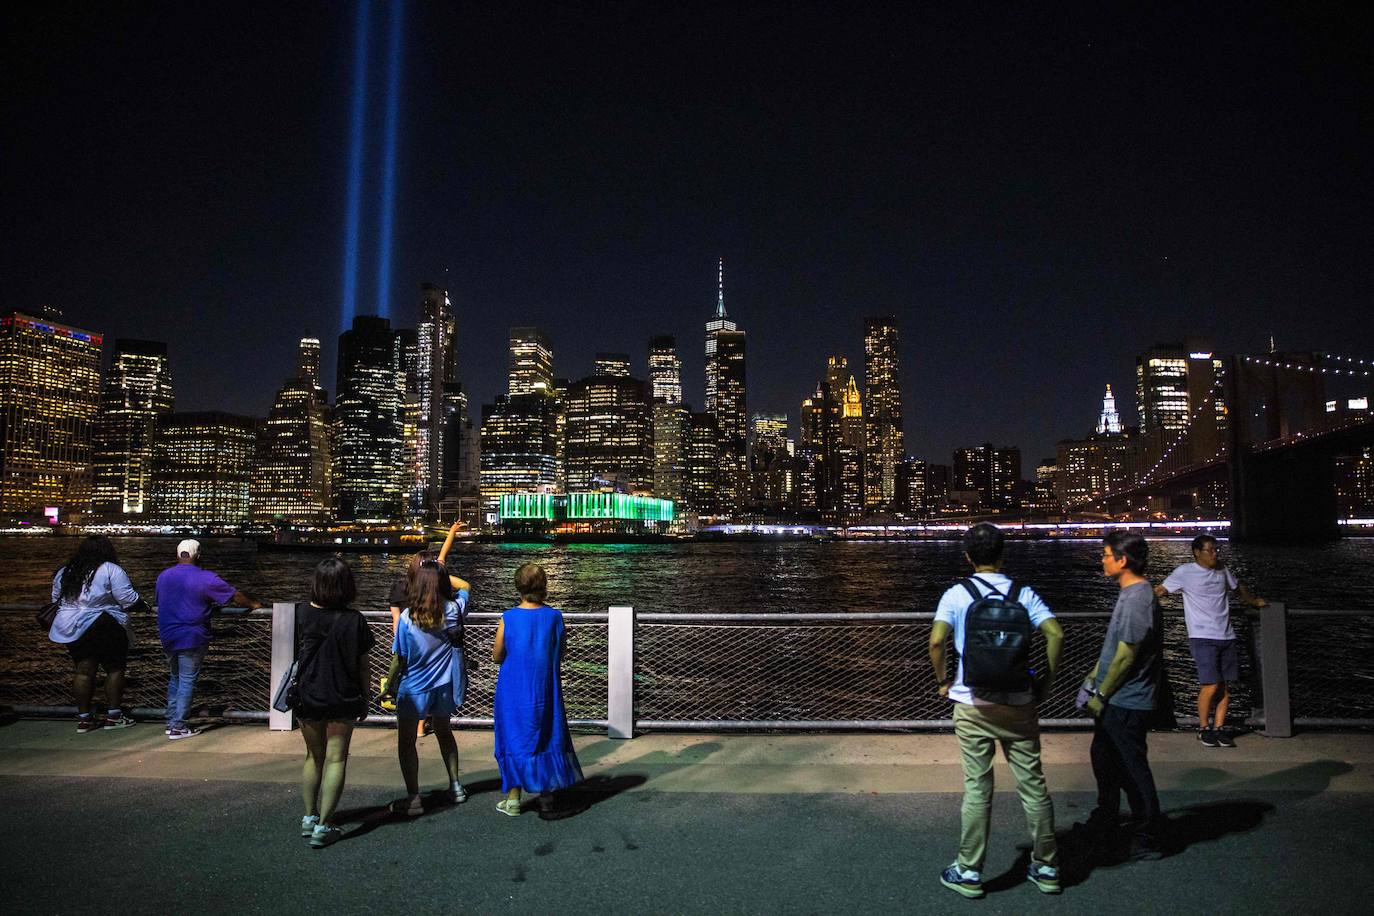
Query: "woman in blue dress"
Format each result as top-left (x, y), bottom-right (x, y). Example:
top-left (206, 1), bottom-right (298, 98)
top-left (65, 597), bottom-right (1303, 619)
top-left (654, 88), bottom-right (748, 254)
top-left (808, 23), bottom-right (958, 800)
top-left (492, 563), bottom-right (583, 816)
top-left (379, 561), bottom-right (469, 816)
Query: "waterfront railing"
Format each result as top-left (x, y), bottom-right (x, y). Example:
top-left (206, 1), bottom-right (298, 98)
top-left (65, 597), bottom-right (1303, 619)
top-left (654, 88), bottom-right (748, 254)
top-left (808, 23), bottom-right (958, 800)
top-left (1, 603), bottom-right (1371, 735)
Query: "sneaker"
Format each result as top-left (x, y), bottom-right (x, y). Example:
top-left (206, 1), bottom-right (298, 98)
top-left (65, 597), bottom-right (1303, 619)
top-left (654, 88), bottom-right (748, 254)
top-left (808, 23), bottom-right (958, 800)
top-left (102, 714), bottom-right (135, 730)
top-left (446, 783), bottom-right (468, 805)
top-left (1027, 861), bottom-right (1062, 894)
top-left (76, 717), bottom-right (101, 734)
top-left (1198, 728), bottom-right (1220, 747)
top-left (495, 798), bottom-right (522, 817)
top-left (939, 863), bottom-right (985, 899)
top-left (167, 726), bottom-right (202, 741)
top-left (1214, 729), bottom-right (1236, 748)
top-left (309, 824), bottom-right (343, 848)
top-left (300, 815), bottom-right (319, 837)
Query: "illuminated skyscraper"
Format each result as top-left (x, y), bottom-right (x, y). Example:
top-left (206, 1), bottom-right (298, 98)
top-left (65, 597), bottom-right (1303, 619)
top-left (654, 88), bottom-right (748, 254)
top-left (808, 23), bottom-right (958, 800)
top-left (1096, 384), bottom-right (1123, 435)
top-left (441, 382), bottom-right (481, 525)
top-left (1136, 343), bottom-right (1227, 472)
top-left (953, 443), bottom-right (1022, 511)
top-left (90, 339), bottom-right (174, 519)
top-left (705, 260), bottom-right (746, 515)
top-left (508, 327), bottom-right (554, 396)
top-left (297, 336), bottom-right (324, 400)
top-left (564, 374), bottom-right (653, 493)
top-left (863, 316), bottom-right (905, 509)
top-left (593, 353), bottom-right (632, 377)
top-left (684, 411), bottom-right (719, 516)
top-left (0, 310), bottom-right (103, 520)
top-left (251, 376), bottom-right (331, 525)
top-left (333, 315), bottom-right (404, 522)
top-left (150, 412), bottom-right (257, 527)
top-left (415, 283), bottom-right (456, 516)
top-left (648, 335), bottom-right (682, 404)
top-left (479, 394), bottom-right (559, 518)
top-left (652, 401), bottom-right (689, 506)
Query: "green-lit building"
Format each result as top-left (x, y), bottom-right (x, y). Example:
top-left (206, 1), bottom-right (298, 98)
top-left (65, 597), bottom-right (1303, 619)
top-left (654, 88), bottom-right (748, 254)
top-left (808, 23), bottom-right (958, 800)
top-left (499, 492), bottom-right (674, 535)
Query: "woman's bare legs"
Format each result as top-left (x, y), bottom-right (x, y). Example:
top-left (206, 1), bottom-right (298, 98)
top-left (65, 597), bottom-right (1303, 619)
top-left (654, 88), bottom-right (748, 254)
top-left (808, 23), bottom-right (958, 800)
top-left (300, 718), bottom-right (326, 816)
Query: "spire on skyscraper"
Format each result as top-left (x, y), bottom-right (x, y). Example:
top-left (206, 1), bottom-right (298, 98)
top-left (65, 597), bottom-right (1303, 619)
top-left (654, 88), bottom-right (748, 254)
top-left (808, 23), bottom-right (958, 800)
top-left (1097, 384), bottom-right (1122, 435)
top-left (715, 257), bottom-right (726, 318)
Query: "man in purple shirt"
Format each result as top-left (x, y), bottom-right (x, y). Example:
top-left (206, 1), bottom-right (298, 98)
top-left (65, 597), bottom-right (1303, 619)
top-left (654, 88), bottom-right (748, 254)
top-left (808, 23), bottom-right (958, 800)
top-left (155, 539), bottom-right (263, 739)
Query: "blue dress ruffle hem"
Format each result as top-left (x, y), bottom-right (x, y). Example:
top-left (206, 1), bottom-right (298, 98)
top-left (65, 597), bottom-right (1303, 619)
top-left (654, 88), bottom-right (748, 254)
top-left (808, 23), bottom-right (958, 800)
top-left (493, 605), bottom-right (584, 794)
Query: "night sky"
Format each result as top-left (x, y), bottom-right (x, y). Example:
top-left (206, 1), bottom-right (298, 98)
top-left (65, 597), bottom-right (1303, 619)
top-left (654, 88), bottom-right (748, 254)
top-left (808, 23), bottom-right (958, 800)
top-left (4, 2), bottom-right (1372, 464)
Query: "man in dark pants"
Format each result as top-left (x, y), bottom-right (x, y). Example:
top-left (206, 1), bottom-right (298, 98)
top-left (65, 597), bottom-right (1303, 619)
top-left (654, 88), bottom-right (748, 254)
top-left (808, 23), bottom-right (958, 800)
top-left (1080, 530), bottom-right (1165, 859)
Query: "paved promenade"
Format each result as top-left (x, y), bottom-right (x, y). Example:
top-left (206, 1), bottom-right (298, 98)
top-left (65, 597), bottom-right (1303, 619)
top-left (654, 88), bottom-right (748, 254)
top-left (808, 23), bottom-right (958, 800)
top-left (2, 719), bottom-right (1371, 914)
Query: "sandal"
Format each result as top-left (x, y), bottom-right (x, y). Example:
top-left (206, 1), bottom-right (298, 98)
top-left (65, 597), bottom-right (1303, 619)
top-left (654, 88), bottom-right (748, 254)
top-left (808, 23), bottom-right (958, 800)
top-left (496, 798), bottom-right (522, 817)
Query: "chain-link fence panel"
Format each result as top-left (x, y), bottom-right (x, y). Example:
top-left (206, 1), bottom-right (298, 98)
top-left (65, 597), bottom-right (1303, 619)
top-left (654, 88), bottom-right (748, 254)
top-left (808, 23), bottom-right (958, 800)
top-left (0, 608), bottom-right (275, 716)
top-left (362, 612), bottom-right (608, 723)
top-left (1287, 611), bottom-right (1374, 722)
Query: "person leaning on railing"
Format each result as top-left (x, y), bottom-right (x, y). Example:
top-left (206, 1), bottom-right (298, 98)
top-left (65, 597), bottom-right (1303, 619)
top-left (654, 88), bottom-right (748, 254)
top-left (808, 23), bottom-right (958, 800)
top-left (386, 520), bottom-right (472, 739)
top-left (47, 535), bottom-right (145, 733)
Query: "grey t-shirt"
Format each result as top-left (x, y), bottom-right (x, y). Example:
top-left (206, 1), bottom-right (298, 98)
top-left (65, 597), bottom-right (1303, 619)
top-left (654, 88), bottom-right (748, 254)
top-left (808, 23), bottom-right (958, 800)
top-left (1095, 581), bottom-right (1163, 711)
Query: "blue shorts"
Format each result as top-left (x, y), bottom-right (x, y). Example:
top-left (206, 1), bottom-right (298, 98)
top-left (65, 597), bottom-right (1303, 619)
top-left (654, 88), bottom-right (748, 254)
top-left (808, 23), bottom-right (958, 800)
top-left (1189, 638), bottom-right (1239, 685)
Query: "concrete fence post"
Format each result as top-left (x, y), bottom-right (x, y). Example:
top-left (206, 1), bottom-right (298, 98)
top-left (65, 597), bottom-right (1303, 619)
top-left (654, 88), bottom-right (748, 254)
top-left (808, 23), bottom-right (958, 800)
top-left (269, 602), bottom-right (296, 731)
top-left (607, 605), bottom-right (635, 739)
top-left (1258, 601), bottom-right (1292, 738)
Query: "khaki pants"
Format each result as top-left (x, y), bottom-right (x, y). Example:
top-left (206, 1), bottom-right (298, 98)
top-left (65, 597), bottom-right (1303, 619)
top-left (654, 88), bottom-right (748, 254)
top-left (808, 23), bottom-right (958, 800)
top-left (952, 701), bottom-right (1058, 871)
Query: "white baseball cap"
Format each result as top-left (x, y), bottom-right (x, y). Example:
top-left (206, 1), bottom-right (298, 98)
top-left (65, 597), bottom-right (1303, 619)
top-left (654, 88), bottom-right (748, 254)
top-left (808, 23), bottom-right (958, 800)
top-left (177, 539), bottom-right (201, 559)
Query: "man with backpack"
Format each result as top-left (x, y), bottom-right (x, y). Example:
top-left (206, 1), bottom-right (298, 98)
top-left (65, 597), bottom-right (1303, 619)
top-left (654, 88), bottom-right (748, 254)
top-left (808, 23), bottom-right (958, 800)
top-left (928, 523), bottom-right (1065, 899)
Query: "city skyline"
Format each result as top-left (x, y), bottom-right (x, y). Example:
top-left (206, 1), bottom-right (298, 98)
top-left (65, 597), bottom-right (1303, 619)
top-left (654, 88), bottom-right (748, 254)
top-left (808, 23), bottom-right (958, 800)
top-left (4, 4), bottom-right (1373, 465)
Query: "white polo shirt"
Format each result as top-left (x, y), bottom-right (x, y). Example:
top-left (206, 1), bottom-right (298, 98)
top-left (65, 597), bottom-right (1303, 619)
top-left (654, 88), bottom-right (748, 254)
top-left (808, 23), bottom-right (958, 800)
top-left (1161, 562), bottom-right (1238, 640)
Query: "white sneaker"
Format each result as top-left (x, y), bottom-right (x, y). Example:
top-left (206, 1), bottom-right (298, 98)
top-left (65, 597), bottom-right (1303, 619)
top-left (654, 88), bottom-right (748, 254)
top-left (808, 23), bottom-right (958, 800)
top-left (301, 815), bottom-right (319, 837)
top-left (167, 726), bottom-right (202, 741)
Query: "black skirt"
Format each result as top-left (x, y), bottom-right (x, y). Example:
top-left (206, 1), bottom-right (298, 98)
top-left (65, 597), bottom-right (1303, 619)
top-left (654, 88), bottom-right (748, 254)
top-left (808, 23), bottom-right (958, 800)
top-left (66, 613), bottom-right (129, 667)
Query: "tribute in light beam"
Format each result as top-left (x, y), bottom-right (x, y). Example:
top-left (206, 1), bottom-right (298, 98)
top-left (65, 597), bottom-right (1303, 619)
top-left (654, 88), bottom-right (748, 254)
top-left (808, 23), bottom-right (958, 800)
top-left (340, 0), bottom-right (372, 330)
top-left (375, 0), bottom-right (404, 320)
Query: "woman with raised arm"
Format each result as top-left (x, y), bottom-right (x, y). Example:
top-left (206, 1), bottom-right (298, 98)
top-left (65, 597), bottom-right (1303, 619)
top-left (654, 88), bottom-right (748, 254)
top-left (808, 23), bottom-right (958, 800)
top-left (48, 535), bottom-right (143, 732)
top-left (491, 563), bottom-right (583, 818)
top-left (295, 557), bottom-right (374, 848)
top-left (386, 520), bottom-right (471, 738)
top-left (379, 561), bottom-right (469, 815)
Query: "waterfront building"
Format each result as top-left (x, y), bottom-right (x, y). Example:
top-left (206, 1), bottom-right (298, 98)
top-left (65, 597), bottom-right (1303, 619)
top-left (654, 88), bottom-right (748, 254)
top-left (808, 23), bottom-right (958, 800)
top-left (924, 462), bottom-right (951, 510)
top-left (863, 316), bottom-right (905, 510)
top-left (653, 401), bottom-right (689, 506)
top-left (499, 491), bottom-right (674, 536)
top-left (1336, 448), bottom-right (1374, 519)
top-left (397, 327), bottom-right (422, 516)
top-left (593, 353), bottom-right (632, 377)
top-left (509, 326), bottom-right (554, 396)
top-left (1097, 384), bottom-right (1123, 435)
top-left (251, 376), bottom-right (331, 525)
top-left (952, 443), bottom-right (1021, 510)
top-left (0, 309), bottom-right (103, 521)
top-left (684, 410), bottom-right (719, 516)
top-left (648, 335), bottom-right (682, 404)
top-left (551, 376), bottom-right (569, 492)
top-left (564, 374), bottom-right (654, 494)
top-left (479, 393), bottom-right (559, 520)
top-left (1023, 458), bottom-right (1062, 517)
top-left (705, 260), bottom-right (747, 515)
top-left (90, 339), bottom-right (174, 519)
top-left (150, 412), bottom-right (257, 527)
top-left (441, 382), bottom-right (481, 525)
top-left (790, 443), bottom-right (822, 516)
top-left (333, 315), bottom-right (405, 522)
top-left (749, 413), bottom-right (791, 512)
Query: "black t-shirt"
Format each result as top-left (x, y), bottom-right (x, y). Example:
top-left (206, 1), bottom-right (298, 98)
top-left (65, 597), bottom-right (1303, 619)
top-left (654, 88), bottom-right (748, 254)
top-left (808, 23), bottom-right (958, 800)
top-left (296, 604), bottom-right (375, 719)
top-left (388, 576), bottom-right (408, 609)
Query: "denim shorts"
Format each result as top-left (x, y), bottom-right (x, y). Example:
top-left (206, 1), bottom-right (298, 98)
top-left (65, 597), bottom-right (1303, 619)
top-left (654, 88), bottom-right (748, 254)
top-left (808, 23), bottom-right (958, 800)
top-left (1189, 638), bottom-right (1239, 685)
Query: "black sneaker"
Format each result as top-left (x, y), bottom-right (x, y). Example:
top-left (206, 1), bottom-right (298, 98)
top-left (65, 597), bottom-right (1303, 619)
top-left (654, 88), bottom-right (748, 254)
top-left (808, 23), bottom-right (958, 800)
top-left (1214, 729), bottom-right (1236, 748)
top-left (1198, 728), bottom-right (1220, 747)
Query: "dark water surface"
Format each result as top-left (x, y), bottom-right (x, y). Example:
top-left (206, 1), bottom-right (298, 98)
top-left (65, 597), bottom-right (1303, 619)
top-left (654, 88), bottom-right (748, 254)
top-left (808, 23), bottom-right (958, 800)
top-left (3, 535), bottom-right (1373, 613)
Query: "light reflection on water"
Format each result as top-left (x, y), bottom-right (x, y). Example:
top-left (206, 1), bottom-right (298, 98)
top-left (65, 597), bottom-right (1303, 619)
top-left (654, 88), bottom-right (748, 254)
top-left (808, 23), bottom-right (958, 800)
top-left (2, 535), bottom-right (1372, 614)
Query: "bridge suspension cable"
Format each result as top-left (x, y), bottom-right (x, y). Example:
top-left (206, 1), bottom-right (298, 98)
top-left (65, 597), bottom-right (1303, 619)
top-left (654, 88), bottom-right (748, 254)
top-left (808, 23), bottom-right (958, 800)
top-left (1241, 354), bottom-right (1371, 377)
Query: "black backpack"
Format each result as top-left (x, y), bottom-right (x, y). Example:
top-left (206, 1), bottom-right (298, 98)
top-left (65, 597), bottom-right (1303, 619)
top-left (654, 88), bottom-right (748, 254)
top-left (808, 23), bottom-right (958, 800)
top-left (959, 576), bottom-right (1036, 692)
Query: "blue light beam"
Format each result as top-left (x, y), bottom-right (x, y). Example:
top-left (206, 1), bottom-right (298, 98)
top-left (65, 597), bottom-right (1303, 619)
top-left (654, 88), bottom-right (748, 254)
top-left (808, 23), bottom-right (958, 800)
top-left (375, 0), bottom-right (404, 320)
top-left (340, 0), bottom-right (372, 330)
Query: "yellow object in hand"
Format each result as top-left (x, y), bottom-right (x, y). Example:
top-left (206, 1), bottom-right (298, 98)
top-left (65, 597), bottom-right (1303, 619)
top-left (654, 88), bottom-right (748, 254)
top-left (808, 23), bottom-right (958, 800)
top-left (378, 675), bottom-right (397, 713)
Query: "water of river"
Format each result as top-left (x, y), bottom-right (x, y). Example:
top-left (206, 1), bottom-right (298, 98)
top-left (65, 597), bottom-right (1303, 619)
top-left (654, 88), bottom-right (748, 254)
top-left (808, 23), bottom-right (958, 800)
top-left (3, 535), bottom-right (1372, 614)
